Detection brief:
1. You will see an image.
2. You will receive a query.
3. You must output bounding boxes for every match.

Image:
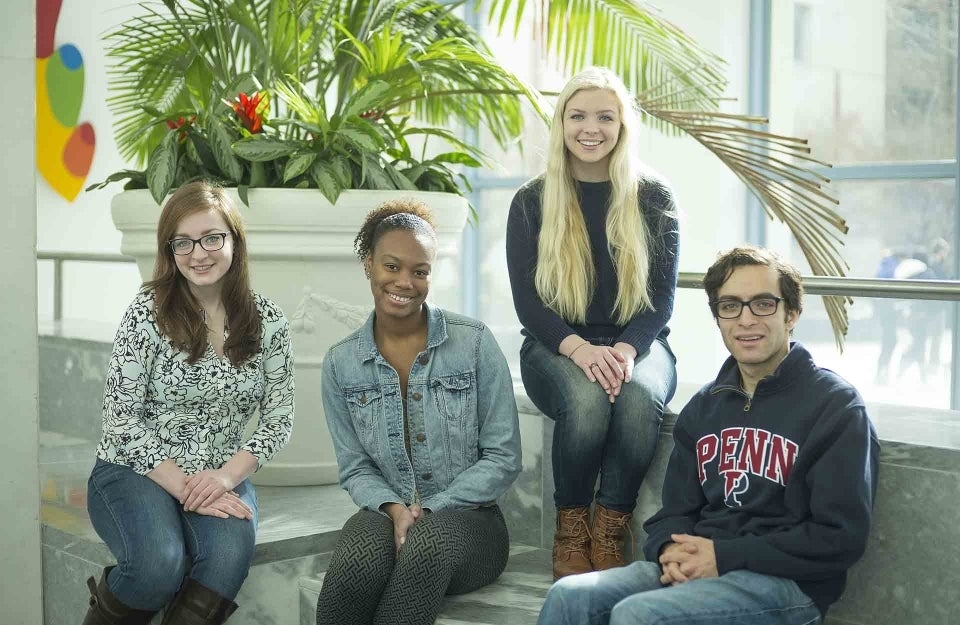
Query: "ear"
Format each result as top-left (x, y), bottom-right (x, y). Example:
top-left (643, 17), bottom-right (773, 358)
top-left (785, 307), bottom-right (800, 332)
top-left (363, 256), bottom-right (372, 279)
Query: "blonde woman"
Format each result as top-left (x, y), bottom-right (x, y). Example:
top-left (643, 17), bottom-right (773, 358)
top-left (506, 67), bottom-right (678, 580)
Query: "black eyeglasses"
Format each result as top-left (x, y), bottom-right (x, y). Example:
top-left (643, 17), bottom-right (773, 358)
top-left (168, 232), bottom-right (230, 256)
top-left (710, 297), bottom-right (783, 319)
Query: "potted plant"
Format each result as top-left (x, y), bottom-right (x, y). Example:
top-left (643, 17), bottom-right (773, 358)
top-left (93, 0), bottom-right (849, 485)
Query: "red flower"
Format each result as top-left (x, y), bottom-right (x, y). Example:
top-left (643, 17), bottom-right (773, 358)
top-left (165, 115), bottom-right (195, 141)
top-left (232, 91), bottom-right (267, 133)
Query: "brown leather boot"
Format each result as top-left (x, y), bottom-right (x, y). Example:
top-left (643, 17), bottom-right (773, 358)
top-left (160, 577), bottom-right (238, 625)
top-left (590, 504), bottom-right (633, 570)
top-left (81, 566), bottom-right (156, 625)
top-left (552, 507), bottom-right (593, 580)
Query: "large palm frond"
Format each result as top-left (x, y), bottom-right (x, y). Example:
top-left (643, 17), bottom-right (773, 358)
top-left (487, 0), bottom-right (728, 130)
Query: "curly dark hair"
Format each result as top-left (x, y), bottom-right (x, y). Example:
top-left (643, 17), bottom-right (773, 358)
top-left (703, 246), bottom-right (804, 317)
top-left (354, 199), bottom-right (438, 262)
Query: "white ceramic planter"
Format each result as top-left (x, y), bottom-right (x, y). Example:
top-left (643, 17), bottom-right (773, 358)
top-left (112, 188), bottom-right (469, 486)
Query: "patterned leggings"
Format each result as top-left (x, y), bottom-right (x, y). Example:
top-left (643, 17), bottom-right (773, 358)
top-left (316, 505), bottom-right (510, 625)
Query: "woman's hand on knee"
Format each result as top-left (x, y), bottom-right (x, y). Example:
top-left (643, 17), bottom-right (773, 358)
top-left (383, 503), bottom-right (418, 553)
top-left (570, 343), bottom-right (627, 400)
top-left (195, 492), bottom-right (253, 520)
top-left (181, 469), bottom-right (235, 511)
top-left (611, 342), bottom-right (637, 384)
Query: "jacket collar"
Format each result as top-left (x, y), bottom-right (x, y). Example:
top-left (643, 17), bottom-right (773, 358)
top-left (710, 341), bottom-right (814, 395)
top-left (357, 302), bottom-right (448, 362)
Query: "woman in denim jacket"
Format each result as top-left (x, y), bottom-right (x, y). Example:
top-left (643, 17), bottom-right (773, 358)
top-left (316, 200), bottom-right (521, 625)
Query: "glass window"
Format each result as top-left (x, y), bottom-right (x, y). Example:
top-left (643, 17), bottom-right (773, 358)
top-left (794, 295), bottom-right (954, 413)
top-left (784, 178), bottom-right (955, 280)
top-left (777, 0), bottom-right (958, 162)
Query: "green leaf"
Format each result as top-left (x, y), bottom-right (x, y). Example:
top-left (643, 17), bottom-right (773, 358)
top-left (344, 81), bottom-right (392, 118)
top-left (361, 153), bottom-right (395, 190)
top-left (428, 151), bottom-right (483, 168)
top-left (146, 131), bottom-right (178, 204)
top-left (232, 136), bottom-right (298, 162)
top-left (209, 120), bottom-right (244, 181)
top-left (237, 184), bottom-right (250, 207)
top-left (383, 160), bottom-right (417, 190)
top-left (338, 128), bottom-right (381, 152)
top-left (249, 161), bottom-right (268, 187)
top-left (310, 160), bottom-right (342, 204)
top-left (84, 169), bottom-right (147, 192)
top-left (283, 152), bottom-right (317, 182)
top-left (328, 155), bottom-right (354, 188)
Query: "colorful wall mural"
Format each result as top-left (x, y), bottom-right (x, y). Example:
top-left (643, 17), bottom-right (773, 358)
top-left (37, 0), bottom-right (95, 201)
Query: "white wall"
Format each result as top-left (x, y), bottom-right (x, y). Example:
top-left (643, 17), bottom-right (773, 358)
top-left (37, 0), bottom-right (143, 326)
top-left (0, 0), bottom-right (42, 621)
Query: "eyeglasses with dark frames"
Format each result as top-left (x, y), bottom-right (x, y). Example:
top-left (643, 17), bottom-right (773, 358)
top-left (710, 296), bottom-right (783, 319)
top-left (168, 232), bottom-right (230, 256)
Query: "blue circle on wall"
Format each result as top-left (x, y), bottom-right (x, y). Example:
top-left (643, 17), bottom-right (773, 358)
top-left (58, 44), bottom-right (83, 70)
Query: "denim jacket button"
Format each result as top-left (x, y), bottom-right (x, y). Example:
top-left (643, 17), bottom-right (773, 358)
top-left (418, 354), bottom-right (429, 365)
top-left (416, 433), bottom-right (426, 443)
top-left (411, 392), bottom-right (422, 401)
top-left (422, 472), bottom-right (432, 480)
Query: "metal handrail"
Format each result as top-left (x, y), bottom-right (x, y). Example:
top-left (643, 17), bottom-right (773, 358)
top-left (678, 272), bottom-right (960, 301)
top-left (37, 251), bottom-right (136, 322)
top-left (36, 253), bottom-right (960, 323)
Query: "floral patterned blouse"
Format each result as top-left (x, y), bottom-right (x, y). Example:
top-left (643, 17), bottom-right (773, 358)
top-left (95, 289), bottom-right (295, 475)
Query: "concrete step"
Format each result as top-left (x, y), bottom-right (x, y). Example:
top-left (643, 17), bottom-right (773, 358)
top-left (301, 546), bottom-right (552, 625)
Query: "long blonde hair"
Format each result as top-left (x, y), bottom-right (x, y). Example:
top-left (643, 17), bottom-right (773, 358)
top-left (536, 67), bottom-right (655, 325)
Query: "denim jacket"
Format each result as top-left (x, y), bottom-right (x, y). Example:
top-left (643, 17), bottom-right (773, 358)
top-left (322, 304), bottom-right (521, 513)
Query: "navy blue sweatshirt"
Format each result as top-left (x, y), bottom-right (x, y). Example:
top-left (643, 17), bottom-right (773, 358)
top-left (643, 343), bottom-right (879, 617)
top-left (505, 176), bottom-right (679, 355)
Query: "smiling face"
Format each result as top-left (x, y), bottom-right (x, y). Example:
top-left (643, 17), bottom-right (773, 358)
top-left (562, 88), bottom-right (622, 181)
top-left (171, 208), bottom-right (234, 296)
top-left (365, 228), bottom-right (437, 325)
top-left (715, 264), bottom-right (799, 382)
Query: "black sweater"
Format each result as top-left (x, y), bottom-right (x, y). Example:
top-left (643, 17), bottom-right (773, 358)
top-left (643, 343), bottom-right (880, 617)
top-left (505, 176), bottom-right (679, 355)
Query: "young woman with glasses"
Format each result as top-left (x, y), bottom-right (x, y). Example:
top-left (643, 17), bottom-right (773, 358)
top-left (506, 67), bottom-right (679, 580)
top-left (82, 180), bottom-right (295, 625)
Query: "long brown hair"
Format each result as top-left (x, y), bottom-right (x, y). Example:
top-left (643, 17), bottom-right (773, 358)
top-left (145, 181), bottom-right (261, 366)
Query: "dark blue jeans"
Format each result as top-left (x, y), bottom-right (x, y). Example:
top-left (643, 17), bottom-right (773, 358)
top-left (520, 336), bottom-right (676, 513)
top-left (86, 458), bottom-right (258, 610)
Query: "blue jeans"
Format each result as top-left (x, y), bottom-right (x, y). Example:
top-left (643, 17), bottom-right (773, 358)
top-left (520, 336), bottom-right (676, 512)
top-left (87, 458), bottom-right (258, 610)
top-left (537, 561), bottom-right (822, 625)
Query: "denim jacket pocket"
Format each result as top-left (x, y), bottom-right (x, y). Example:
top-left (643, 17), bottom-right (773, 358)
top-left (433, 374), bottom-right (471, 422)
top-left (345, 387), bottom-right (382, 437)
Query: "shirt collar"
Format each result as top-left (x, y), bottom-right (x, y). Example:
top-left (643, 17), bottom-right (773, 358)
top-left (711, 341), bottom-right (813, 395)
top-left (357, 302), bottom-right (448, 362)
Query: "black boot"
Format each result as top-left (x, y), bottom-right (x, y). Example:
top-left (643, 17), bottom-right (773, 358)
top-left (81, 566), bottom-right (156, 625)
top-left (160, 578), bottom-right (238, 625)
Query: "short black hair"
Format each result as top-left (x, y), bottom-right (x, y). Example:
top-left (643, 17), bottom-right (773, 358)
top-left (354, 199), bottom-right (438, 262)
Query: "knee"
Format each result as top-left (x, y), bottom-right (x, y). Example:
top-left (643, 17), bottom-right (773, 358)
top-left (401, 518), bottom-right (451, 563)
top-left (212, 521), bottom-right (256, 571)
top-left (542, 575), bottom-right (589, 615)
top-left (330, 516), bottom-right (394, 581)
top-left (118, 541), bottom-right (186, 602)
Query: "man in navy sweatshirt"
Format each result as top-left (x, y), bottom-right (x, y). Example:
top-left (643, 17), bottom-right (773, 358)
top-left (536, 246), bottom-right (879, 625)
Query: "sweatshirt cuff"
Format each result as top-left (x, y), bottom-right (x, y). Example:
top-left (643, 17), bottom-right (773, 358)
top-left (713, 537), bottom-right (751, 574)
